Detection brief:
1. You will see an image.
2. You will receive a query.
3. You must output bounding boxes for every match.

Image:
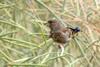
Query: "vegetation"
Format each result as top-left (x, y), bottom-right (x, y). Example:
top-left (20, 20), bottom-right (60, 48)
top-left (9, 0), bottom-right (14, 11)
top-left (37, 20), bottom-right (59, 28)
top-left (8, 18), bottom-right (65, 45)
top-left (0, 0), bottom-right (100, 67)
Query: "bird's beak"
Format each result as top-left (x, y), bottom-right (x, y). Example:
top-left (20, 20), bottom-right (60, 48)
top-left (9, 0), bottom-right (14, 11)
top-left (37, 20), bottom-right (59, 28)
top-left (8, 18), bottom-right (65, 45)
top-left (44, 23), bottom-right (49, 27)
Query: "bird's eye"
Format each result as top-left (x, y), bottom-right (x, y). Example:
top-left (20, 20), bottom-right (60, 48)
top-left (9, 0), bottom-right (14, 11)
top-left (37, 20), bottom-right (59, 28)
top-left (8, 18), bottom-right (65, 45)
top-left (48, 20), bottom-right (53, 23)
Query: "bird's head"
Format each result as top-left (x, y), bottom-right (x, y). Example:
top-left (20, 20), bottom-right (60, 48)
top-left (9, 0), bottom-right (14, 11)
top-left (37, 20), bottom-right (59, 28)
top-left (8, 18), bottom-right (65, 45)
top-left (47, 20), bottom-right (61, 31)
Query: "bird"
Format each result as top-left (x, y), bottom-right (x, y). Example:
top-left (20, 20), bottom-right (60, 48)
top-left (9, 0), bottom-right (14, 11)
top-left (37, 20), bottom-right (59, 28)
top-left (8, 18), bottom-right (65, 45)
top-left (47, 20), bottom-right (80, 48)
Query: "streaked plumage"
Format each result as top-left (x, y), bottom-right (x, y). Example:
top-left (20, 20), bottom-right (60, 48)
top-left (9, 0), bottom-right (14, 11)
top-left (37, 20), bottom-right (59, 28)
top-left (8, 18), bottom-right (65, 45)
top-left (47, 20), bottom-right (80, 47)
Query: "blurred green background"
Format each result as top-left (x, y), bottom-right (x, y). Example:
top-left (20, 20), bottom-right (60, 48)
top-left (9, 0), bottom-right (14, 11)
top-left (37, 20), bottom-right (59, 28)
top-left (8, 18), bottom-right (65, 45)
top-left (0, 0), bottom-right (100, 67)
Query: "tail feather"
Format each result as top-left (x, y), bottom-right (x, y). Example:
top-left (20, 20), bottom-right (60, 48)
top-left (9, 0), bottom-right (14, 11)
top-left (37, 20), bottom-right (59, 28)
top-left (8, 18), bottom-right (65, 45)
top-left (68, 27), bottom-right (80, 33)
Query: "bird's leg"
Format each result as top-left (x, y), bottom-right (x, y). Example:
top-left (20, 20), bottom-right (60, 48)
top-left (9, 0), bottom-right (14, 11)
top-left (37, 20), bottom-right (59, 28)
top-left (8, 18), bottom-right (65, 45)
top-left (58, 44), bottom-right (64, 56)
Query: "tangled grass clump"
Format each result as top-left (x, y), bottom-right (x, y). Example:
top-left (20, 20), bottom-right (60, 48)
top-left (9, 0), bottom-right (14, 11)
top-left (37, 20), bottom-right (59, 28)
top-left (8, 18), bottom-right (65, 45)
top-left (0, 0), bottom-right (100, 67)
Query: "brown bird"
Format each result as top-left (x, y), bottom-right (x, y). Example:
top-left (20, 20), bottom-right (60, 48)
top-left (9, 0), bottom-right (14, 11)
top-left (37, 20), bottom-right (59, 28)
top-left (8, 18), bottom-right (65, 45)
top-left (47, 20), bottom-right (80, 48)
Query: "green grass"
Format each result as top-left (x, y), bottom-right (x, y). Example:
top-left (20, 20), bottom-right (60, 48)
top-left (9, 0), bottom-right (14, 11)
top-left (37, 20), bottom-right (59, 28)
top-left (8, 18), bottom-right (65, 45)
top-left (0, 0), bottom-right (100, 67)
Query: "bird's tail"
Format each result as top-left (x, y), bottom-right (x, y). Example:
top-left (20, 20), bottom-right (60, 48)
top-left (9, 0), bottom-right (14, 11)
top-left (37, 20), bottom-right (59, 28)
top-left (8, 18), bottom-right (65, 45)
top-left (67, 27), bottom-right (80, 33)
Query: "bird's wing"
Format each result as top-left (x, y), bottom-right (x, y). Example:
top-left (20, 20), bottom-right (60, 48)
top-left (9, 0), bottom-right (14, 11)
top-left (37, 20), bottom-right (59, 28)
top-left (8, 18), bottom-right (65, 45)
top-left (61, 28), bottom-right (72, 34)
top-left (62, 28), bottom-right (74, 39)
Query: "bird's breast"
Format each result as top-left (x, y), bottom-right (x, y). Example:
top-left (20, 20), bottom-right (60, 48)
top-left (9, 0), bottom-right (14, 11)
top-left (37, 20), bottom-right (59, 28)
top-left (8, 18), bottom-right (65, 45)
top-left (51, 31), bottom-right (70, 44)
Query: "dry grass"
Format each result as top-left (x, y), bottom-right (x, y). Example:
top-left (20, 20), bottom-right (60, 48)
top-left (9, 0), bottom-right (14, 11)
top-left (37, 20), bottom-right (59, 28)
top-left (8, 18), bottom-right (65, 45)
top-left (0, 0), bottom-right (100, 67)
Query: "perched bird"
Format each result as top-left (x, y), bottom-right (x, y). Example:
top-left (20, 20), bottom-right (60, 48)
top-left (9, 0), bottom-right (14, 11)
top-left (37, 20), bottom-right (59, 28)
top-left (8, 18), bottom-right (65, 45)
top-left (47, 20), bottom-right (80, 47)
